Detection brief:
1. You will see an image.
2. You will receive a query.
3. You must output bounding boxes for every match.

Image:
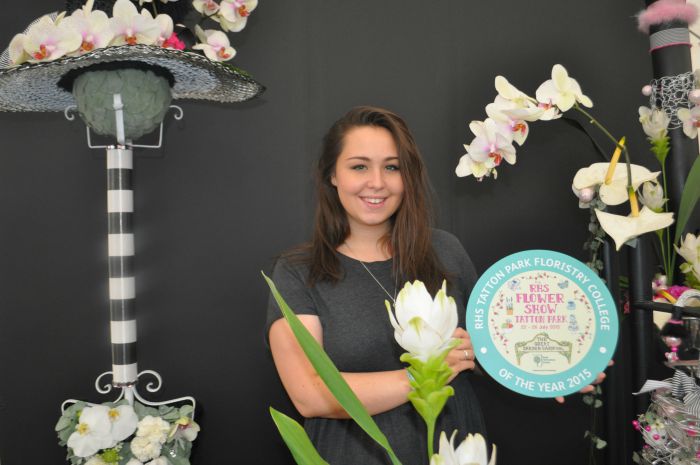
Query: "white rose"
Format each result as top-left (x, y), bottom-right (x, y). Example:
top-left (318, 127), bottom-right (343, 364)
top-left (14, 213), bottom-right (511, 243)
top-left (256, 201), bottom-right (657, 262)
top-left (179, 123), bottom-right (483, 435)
top-left (136, 416), bottom-right (170, 444)
top-left (130, 436), bottom-right (162, 462)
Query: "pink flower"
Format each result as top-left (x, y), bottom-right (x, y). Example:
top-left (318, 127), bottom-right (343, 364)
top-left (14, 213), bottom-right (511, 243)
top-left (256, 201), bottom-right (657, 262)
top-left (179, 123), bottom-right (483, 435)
top-left (162, 32), bottom-right (185, 50)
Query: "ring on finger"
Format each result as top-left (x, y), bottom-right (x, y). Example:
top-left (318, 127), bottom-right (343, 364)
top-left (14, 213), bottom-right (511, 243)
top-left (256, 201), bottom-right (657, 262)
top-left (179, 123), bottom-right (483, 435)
top-left (463, 349), bottom-right (470, 361)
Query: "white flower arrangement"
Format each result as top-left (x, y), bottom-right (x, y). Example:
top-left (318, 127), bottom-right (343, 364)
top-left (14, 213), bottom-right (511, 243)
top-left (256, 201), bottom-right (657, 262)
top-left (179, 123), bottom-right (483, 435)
top-left (56, 400), bottom-right (199, 465)
top-left (7, 0), bottom-right (258, 67)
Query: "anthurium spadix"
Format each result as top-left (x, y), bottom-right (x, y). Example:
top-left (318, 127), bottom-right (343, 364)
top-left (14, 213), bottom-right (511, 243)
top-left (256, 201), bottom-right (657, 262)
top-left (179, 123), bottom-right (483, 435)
top-left (430, 432), bottom-right (496, 465)
top-left (595, 206), bottom-right (674, 251)
top-left (535, 64), bottom-right (593, 112)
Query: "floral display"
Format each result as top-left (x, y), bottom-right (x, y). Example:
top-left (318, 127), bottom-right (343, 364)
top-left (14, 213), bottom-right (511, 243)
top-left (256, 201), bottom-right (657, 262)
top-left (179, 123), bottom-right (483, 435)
top-left (676, 233), bottom-right (700, 289)
top-left (56, 400), bottom-right (199, 465)
top-left (430, 432), bottom-right (495, 465)
top-left (7, 0), bottom-right (258, 67)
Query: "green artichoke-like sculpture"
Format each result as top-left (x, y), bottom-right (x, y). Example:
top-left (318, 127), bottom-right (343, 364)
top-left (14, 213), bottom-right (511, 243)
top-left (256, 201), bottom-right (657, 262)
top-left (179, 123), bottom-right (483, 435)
top-left (73, 68), bottom-right (172, 141)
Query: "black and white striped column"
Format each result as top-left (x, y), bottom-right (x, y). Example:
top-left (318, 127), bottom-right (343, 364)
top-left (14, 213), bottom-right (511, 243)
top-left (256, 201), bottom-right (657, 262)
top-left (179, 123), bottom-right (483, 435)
top-left (107, 146), bottom-right (138, 386)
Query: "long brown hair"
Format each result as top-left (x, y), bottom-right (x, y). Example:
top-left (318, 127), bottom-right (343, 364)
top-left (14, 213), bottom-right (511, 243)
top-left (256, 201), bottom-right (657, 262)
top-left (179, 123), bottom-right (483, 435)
top-left (292, 106), bottom-right (446, 293)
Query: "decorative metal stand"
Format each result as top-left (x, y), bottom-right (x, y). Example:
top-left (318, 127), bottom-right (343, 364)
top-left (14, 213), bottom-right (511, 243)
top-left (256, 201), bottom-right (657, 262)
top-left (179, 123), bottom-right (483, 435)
top-left (60, 94), bottom-right (194, 416)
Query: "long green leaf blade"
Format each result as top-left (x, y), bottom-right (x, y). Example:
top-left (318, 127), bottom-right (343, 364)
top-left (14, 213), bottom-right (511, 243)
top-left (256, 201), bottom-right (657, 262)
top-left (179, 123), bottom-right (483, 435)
top-left (675, 154), bottom-right (700, 244)
top-left (264, 273), bottom-right (402, 465)
top-left (270, 408), bottom-right (330, 465)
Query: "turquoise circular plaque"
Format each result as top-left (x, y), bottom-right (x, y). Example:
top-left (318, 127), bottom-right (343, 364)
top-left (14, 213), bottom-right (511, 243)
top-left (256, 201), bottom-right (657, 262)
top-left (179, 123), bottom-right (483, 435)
top-left (467, 250), bottom-right (618, 398)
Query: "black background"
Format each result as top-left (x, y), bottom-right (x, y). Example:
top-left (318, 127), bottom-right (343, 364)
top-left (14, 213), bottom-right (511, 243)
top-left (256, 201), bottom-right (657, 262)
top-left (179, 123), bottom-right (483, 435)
top-left (0, 1), bottom-right (657, 464)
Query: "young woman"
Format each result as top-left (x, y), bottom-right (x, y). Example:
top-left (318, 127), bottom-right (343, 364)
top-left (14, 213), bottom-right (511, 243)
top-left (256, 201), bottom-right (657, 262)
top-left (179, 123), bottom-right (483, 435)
top-left (266, 106), bottom-right (486, 465)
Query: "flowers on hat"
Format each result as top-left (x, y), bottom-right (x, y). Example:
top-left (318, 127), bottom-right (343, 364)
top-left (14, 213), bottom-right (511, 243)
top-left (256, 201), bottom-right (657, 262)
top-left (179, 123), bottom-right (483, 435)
top-left (6, 0), bottom-right (259, 67)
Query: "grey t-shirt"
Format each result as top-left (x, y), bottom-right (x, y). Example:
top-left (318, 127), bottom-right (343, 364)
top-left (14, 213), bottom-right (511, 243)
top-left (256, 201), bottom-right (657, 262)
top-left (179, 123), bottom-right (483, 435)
top-left (266, 229), bottom-right (486, 465)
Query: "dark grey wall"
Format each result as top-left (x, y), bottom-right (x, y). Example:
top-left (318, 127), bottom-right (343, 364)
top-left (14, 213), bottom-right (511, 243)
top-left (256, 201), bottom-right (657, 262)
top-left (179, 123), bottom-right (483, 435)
top-left (0, 1), bottom-right (653, 464)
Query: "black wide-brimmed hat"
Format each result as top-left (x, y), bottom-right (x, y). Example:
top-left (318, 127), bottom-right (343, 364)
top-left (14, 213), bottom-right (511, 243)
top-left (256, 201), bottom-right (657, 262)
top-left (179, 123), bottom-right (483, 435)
top-left (0, 0), bottom-right (264, 112)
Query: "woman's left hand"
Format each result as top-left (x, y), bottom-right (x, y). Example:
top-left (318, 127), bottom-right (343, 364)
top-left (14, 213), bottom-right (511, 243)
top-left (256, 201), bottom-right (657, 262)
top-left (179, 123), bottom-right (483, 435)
top-left (555, 360), bottom-right (613, 404)
top-left (445, 327), bottom-right (476, 382)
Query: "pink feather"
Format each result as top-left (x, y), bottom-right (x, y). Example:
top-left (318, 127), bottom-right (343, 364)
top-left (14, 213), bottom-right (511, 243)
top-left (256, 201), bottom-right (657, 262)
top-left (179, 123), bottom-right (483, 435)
top-left (637, 0), bottom-right (698, 34)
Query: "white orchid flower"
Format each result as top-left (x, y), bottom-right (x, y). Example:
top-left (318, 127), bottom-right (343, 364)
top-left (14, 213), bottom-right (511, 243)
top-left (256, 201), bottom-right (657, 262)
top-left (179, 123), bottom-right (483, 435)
top-left (138, 9), bottom-right (174, 46)
top-left (107, 404), bottom-right (138, 442)
top-left (192, 26), bottom-right (236, 61)
top-left (193, 0), bottom-right (221, 15)
top-left (572, 162), bottom-right (660, 206)
top-left (66, 405), bottom-right (114, 458)
top-left (387, 280), bottom-right (458, 361)
top-left (535, 64), bottom-right (593, 112)
top-left (637, 181), bottom-right (667, 212)
top-left (638, 106), bottom-right (670, 141)
top-left (215, 0), bottom-right (258, 32)
top-left (62, 2), bottom-right (114, 55)
top-left (676, 233), bottom-right (700, 282)
top-left (455, 152), bottom-right (491, 180)
top-left (110, 0), bottom-right (161, 46)
top-left (8, 34), bottom-right (29, 65)
top-left (21, 15), bottom-right (82, 63)
top-left (140, 0), bottom-right (179, 4)
top-left (430, 431), bottom-right (496, 465)
top-left (485, 96), bottom-right (532, 146)
top-left (677, 106), bottom-right (700, 139)
top-left (595, 207), bottom-right (674, 251)
top-left (466, 119), bottom-right (517, 168)
top-left (168, 416), bottom-right (201, 442)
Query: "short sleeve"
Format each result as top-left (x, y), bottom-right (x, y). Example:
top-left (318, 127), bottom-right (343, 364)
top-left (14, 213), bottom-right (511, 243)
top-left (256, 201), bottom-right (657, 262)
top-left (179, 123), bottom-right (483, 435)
top-left (265, 257), bottom-right (319, 342)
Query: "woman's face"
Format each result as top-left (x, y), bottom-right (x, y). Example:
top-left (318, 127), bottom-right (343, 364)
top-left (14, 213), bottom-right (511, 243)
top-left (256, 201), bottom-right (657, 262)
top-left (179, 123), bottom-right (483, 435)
top-left (331, 125), bottom-right (404, 234)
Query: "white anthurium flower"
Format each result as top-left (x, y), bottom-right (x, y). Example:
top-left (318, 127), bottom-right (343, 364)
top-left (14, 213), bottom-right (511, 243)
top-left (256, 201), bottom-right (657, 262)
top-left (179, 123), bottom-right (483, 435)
top-left (193, 0), bottom-right (221, 15)
top-left (466, 119), bottom-right (517, 169)
top-left (485, 96), bottom-right (532, 146)
top-left (677, 106), bottom-right (700, 139)
top-left (455, 151), bottom-right (491, 180)
top-left (110, 0), bottom-right (160, 46)
top-left (62, 4), bottom-right (114, 55)
top-left (107, 404), bottom-right (138, 442)
top-left (535, 64), bottom-right (593, 112)
top-left (676, 233), bottom-right (700, 281)
top-left (387, 280), bottom-right (458, 361)
top-left (637, 181), bottom-right (667, 212)
top-left (638, 106), bottom-right (670, 141)
top-left (22, 15), bottom-right (82, 63)
top-left (215, 0), bottom-right (258, 32)
top-left (192, 26), bottom-right (236, 61)
top-left (430, 431), bottom-right (496, 465)
top-left (572, 162), bottom-right (660, 206)
top-left (595, 206), bottom-right (674, 251)
top-left (66, 405), bottom-right (114, 458)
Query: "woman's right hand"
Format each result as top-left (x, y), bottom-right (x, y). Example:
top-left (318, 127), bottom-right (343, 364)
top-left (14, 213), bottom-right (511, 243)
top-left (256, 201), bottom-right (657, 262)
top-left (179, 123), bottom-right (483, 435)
top-left (445, 327), bottom-right (476, 382)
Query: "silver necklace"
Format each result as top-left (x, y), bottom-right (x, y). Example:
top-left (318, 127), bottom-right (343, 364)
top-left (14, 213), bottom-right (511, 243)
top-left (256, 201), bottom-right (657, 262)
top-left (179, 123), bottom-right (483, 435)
top-left (343, 242), bottom-right (398, 304)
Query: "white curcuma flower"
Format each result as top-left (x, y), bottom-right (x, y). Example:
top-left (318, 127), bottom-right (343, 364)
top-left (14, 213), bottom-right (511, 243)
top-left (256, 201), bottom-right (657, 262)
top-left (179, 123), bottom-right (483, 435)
top-left (572, 162), bottom-right (660, 206)
top-left (192, 25), bottom-right (236, 61)
top-left (676, 233), bottom-right (700, 282)
top-left (387, 280), bottom-right (458, 361)
top-left (130, 436), bottom-right (162, 462)
top-left (107, 404), bottom-right (139, 442)
top-left (430, 431), bottom-right (496, 465)
top-left (67, 405), bottom-right (114, 458)
top-left (596, 206), bottom-right (674, 251)
top-left (677, 106), bottom-right (700, 139)
top-left (637, 181), bottom-right (667, 212)
top-left (110, 0), bottom-right (161, 46)
top-left (535, 64), bottom-right (593, 112)
top-left (639, 106), bottom-right (670, 141)
top-left (215, 0), bottom-right (258, 32)
top-left (21, 15), bottom-right (82, 63)
top-left (193, 0), bottom-right (221, 15)
top-left (136, 415), bottom-right (170, 444)
top-left (62, 0), bottom-right (114, 55)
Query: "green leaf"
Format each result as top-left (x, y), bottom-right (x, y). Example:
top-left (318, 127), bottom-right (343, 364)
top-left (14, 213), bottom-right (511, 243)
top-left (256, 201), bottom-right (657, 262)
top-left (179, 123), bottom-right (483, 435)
top-left (675, 154), bottom-right (700, 244)
top-left (179, 404), bottom-right (194, 417)
top-left (270, 408), bottom-right (330, 465)
top-left (264, 273), bottom-right (402, 465)
top-left (55, 415), bottom-right (73, 431)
